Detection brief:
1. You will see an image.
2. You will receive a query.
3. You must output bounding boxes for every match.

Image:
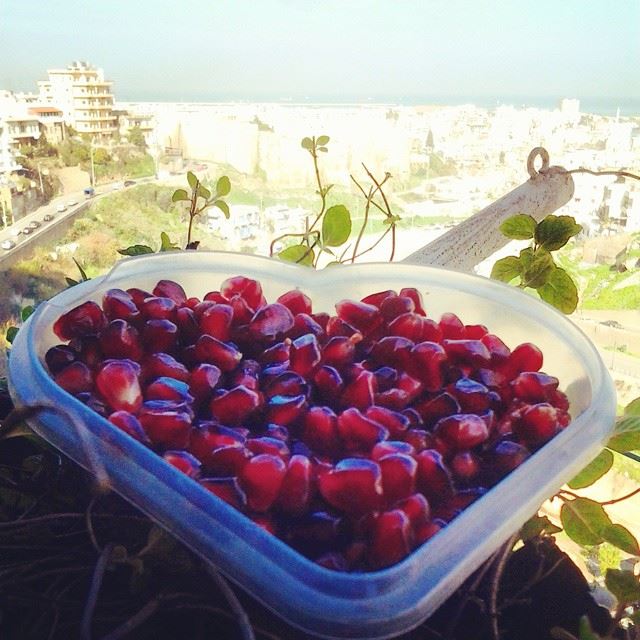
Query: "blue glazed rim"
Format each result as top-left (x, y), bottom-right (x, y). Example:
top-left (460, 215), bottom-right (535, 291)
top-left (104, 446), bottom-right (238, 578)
top-left (8, 252), bottom-right (617, 639)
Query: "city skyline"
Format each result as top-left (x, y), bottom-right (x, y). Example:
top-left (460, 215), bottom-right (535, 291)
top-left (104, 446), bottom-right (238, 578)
top-left (1, 1), bottom-right (639, 109)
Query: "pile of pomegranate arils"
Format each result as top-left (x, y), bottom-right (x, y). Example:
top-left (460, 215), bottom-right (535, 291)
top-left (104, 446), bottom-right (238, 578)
top-left (46, 276), bottom-right (571, 571)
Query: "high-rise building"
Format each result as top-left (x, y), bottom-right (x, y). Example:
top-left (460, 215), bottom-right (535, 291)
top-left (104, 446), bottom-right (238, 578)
top-left (37, 61), bottom-right (117, 140)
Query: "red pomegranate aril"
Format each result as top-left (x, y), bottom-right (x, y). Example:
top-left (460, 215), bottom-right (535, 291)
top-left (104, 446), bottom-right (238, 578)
top-left (499, 343), bottom-right (544, 380)
top-left (139, 407), bottom-right (191, 449)
top-left (247, 437), bottom-right (290, 461)
top-left (512, 372), bottom-right (559, 403)
top-left (46, 345), bottom-right (78, 374)
top-left (185, 296), bottom-right (200, 309)
top-left (302, 406), bottom-right (339, 455)
top-left (188, 363), bottom-right (222, 405)
top-left (514, 403), bottom-right (559, 446)
top-left (415, 392), bottom-right (461, 427)
top-left (142, 319), bottom-right (178, 354)
top-left (175, 307), bottom-right (200, 345)
top-left (194, 335), bottom-right (242, 372)
top-left (102, 289), bottom-right (141, 324)
top-left (199, 304), bottom-right (233, 341)
top-left (287, 511), bottom-right (342, 548)
top-left (210, 386), bottom-right (262, 425)
top-left (188, 423), bottom-right (245, 461)
top-left (481, 333), bottom-right (511, 363)
top-left (53, 301), bottom-right (107, 340)
top-left (487, 440), bottom-right (530, 477)
top-left (153, 280), bottom-right (187, 306)
top-left (368, 510), bottom-right (413, 569)
top-left (395, 493), bottom-right (431, 529)
top-left (399, 287), bottom-right (426, 315)
top-left (229, 294), bottom-right (254, 325)
top-left (319, 458), bottom-right (383, 515)
top-left (99, 319), bottom-right (144, 361)
top-left (373, 366), bottom-right (398, 392)
top-left (340, 370), bottom-right (377, 411)
top-left (365, 406), bottom-right (409, 438)
top-left (380, 295), bottom-right (415, 322)
top-left (290, 334), bottom-right (321, 377)
top-left (361, 289), bottom-right (396, 308)
top-left (375, 388), bottom-right (410, 410)
top-left (260, 340), bottom-right (291, 366)
top-left (203, 291), bottom-right (228, 304)
top-left (108, 410), bottom-right (150, 444)
top-left (55, 361), bottom-right (94, 395)
top-left (126, 287), bottom-right (152, 308)
top-left (277, 289), bottom-right (313, 315)
top-left (311, 311), bottom-right (330, 330)
top-left (140, 296), bottom-right (177, 322)
top-left (322, 335), bottom-right (361, 368)
top-left (465, 324), bottom-right (489, 339)
top-left (96, 360), bottom-right (142, 413)
top-left (380, 454), bottom-right (417, 504)
top-left (371, 441), bottom-right (416, 460)
top-left (276, 454), bottom-right (314, 515)
top-left (264, 424), bottom-right (290, 440)
top-left (443, 339), bottom-right (491, 367)
top-left (239, 454), bottom-right (287, 512)
top-left (70, 335), bottom-right (103, 369)
top-left (335, 300), bottom-right (381, 333)
top-left (407, 341), bottom-right (447, 391)
top-left (396, 372), bottom-right (424, 404)
top-left (448, 377), bottom-right (491, 413)
top-left (337, 408), bottom-right (389, 453)
top-left (314, 366), bottom-right (344, 401)
top-left (249, 303), bottom-right (294, 343)
top-left (228, 359), bottom-right (260, 391)
top-left (264, 371), bottom-right (309, 400)
top-left (141, 353), bottom-right (190, 383)
top-left (163, 450), bottom-right (201, 478)
top-left (388, 313), bottom-right (442, 343)
top-left (439, 312), bottom-right (466, 339)
top-left (415, 449), bottom-right (455, 504)
top-left (200, 477), bottom-right (247, 510)
top-left (287, 313), bottom-right (324, 340)
top-left (450, 451), bottom-right (482, 483)
top-left (193, 300), bottom-right (216, 320)
top-left (326, 316), bottom-right (359, 338)
top-left (220, 275), bottom-right (265, 311)
top-left (434, 414), bottom-right (489, 450)
top-left (265, 394), bottom-right (307, 427)
top-left (146, 377), bottom-right (194, 404)
top-left (207, 445), bottom-right (252, 476)
top-left (549, 389), bottom-right (570, 412)
top-left (415, 520), bottom-right (442, 545)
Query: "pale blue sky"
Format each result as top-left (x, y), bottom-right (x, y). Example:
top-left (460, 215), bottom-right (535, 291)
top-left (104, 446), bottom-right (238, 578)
top-left (1, 0), bottom-right (638, 104)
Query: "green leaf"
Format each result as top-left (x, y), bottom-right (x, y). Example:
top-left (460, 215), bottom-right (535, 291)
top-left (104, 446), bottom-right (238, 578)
top-left (73, 257), bottom-right (89, 281)
top-left (278, 244), bottom-right (315, 267)
top-left (624, 397), bottom-right (640, 417)
top-left (318, 147), bottom-right (328, 153)
top-left (65, 277), bottom-right (79, 287)
top-left (197, 184), bottom-right (211, 200)
top-left (491, 255), bottom-right (522, 283)
top-left (521, 514), bottom-right (562, 541)
top-left (5, 326), bottom-right (19, 344)
top-left (535, 215), bottom-right (583, 251)
top-left (325, 261), bottom-right (342, 268)
top-left (159, 232), bottom-right (180, 252)
top-left (537, 267), bottom-right (579, 314)
top-left (578, 616), bottom-right (602, 640)
top-left (322, 204), bottom-right (351, 247)
top-left (186, 171), bottom-right (198, 190)
top-left (213, 200), bottom-right (230, 219)
top-left (316, 135), bottom-right (330, 146)
top-left (216, 176), bottom-right (231, 197)
top-left (560, 497), bottom-right (609, 546)
top-left (568, 449), bottom-right (614, 489)
top-left (20, 306), bottom-right (35, 322)
top-left (171, 188), bottom-right (189, 202)
top-left (301, 137), bottom-right (313, 151)
top-left (602, 524), bottom-right (640, 555)
top-left (521, 248), bottom-right (555, 288)
top-left (500, 214), bottom-right (537, 240)
top-left (607, 415), bottom-right (640, 453)
top-left (118, 244), bottom-right (154, 257)
top-left (604, 569), bottom-right (640, 604)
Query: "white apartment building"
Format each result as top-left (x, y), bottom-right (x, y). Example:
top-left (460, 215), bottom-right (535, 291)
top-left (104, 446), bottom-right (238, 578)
top-left (37, 61), bottom-right (117, 140)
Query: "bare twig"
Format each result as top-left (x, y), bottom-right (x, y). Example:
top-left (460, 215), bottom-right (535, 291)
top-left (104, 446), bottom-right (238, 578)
top-left (203, 561), bottom-right (256, 640)
top-left (565, 167), bottom-right (640, 182)
top-left (488, 533), bottom-right (518, 640)
top-left (600, 487), bottom-right (640, 505)
top-left (85, 495), bottom-right (101, 553)
top-left (80, 542), bottom-right (114, 640)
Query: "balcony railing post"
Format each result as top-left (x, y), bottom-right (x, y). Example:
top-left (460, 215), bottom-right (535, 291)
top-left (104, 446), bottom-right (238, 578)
top-left (403, 148), bottom-right (575, 271)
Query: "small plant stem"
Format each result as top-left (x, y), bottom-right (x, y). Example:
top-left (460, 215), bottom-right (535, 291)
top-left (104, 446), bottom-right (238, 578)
top-left (600, 487), bottom-right (640, 505)
top-left (351, 185), bottom-right (374, 263)
top-left (186, 191), bottom-right (198, 249)
top-left (566, 168), bottom-right (640, 182)
top-left (80, 542), bottom-right (114, 640)
top-left (269, 231), bottom-right (314, 257)
top-left (307, 142), bottom-right (328, 234)
top-left (488, 533), bottom-right (518, 640)
top-left (350, 226), bottom-right (392, 261)
top-left (203, 561), bottom-right (256, 640)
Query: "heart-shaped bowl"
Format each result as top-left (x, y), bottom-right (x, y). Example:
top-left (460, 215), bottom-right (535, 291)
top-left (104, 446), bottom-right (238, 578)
top-left (8, 251), bottom-right (615, 640)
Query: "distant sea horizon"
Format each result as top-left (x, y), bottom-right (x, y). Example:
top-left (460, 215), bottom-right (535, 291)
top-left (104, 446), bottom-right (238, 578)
top-left (117, 93), bottom-right (640, 117)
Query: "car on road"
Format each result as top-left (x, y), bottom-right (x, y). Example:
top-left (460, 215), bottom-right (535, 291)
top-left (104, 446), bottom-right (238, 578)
top-left (601, 320), bottom-right (624, 329)
top-left (22, 227), bottom-right (32, 235)
top-left (124, 180), bottom-right (136, 187)
top-left (56, 204), bottom-right (67, 213)
top-left (67, 199), bottom-right (78, 207)
top-left (43, 213), bottom-right (55, 222)
top-left (28, 221), bottom-right (41, 230)
top-left (1, 239), bottom-right (15, 250)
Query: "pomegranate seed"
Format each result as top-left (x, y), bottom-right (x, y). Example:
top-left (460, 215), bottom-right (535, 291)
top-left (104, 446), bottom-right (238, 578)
top-left (184, 296), bottom-right (200, 309)
top-left (361, 290), bottom-right (396, 308)
top-left (380, 454), bottom-right (417, 504)
top-left (140, 296), bottom-right (177, 322)
top-left (465, 324), bottom-right (488, 339)
top-left (264, 424), bottom-right (290, 441)
top-left (141, 353), bottom-right (190, 383)
top-left (142, 319), bottom-right (178, 354)
top-left (487, 440), bottom-right (530, 477)
top-left (322, 335), bottom-right (361, 368)
top-left (194, 335), bottom-right (242, 371)
top-left (434, 414), bottom-right (489, 450)
top-left (175, 307), bottom-right (200, 344)
top-left (139, 405), bottom-right (192, 449)
top-left (99, 319), bottom-right (144, 361)
top-left (126, 287), bottom-right (152, 308)
top-left (443, 339), bottom-right (491, 368)
top-left (102, 289), bottom-right (141, 324)
top-left (265, 394), bottom-right (307, 426)
top-left (287, 313), bottom-right (324, 340)
top-left (340, 370), bottom-right (377, 411)
top-left (70, 335), bottom-right (103, 369)
top-left (499, 343), bottom-right (543, 380)
top-left (96, 360), bottom-right (142, 413)
top-left (108, 410), bottom-right (150, 444)
top-left (228, 359), bottom-right (260, 391)
top-left (326, 316), bottom-right (359, 338)
top-left (373, 366), bottom-right (398, 392)
top-left (53, 301), bottom-right (107, 340)
top-left (146, 377), bottom-right (194, 403)
top-left (55, 361), bottom-right (94, 395)
top-left (314, 366), bottom-right (344, 402)
top-left (414, 392), bottom-right (460, 427)
top-left (399, 287), bottom-right (426, 315)
top-left (189, 422), bottom-right (245, 464)
top-left (415, 450), bottom-right (454, 504)
top-left (239, 454), bottom-right (287, 512)
top-left (388, 313), bottom-right (442, 343)
top-left (276, 455), bottom-right (314, 515)
top-left (368, 510), bottom-right (413, 569)
top-left (277, 289), bottom-right (313, 315)
top-left (335, 300), bottom-right (381, 333)
top-left (220, 276), bottom-right (265, 311)
top-left (415, 520), bottom-right (442, 545)
top-left (439, 312), bottom-right (466, 339)
top-left (45, 344), bottom-right (77, 374)
top-left (380, 295), bottom-right (415, 322)
top-left (512, 372), bottom-right (559, 403)
top-left (319, 458), bottom-right (383, 514)
top-left (264, 372), bottom-right (309, 400)
top-left (302, 406), bottom-right (339, 455)
top-left (229, 294), bottom-right (254, 325)
top-left (290, 334), bottom-right (321, 377)
top-left (448, 378), bottom-right (491, 413)
top-left (365, 406), bottom-right (409, 438)
top-left (200, 477), bottom-right (247, 510)
top-left (514, 403), bottom-right (559, 446)
top-left (249, 303), bottom-right (294, 343)
top-left (199, 304), bottom-right (234, 341)
top-left (337, 408), bottom-right (389, 453)
top-left (372, 440), bottom-right (416, 460)
top-left (406, 341), bottom-right (447, 391)
top-left (210, 386), bottom-right (262, 425)
top-left (247, 437), bottom-right (290, 461)
top-left (395, 493), bottom-right (431, 528)
top-left (188, 363), bottom-right (222, 405)
top-left (481, 333), bottom-right (511, 363)
top-left (163, 450), bottom-right (201, 478)
top-left (370, 336), bottom-right (413, 368)
top-left (450, 451), bottom-right (482, 483)
top-left (203, 291), bottom-right (228, 304)
top-left (153, 280), bottom-right (187, 306)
